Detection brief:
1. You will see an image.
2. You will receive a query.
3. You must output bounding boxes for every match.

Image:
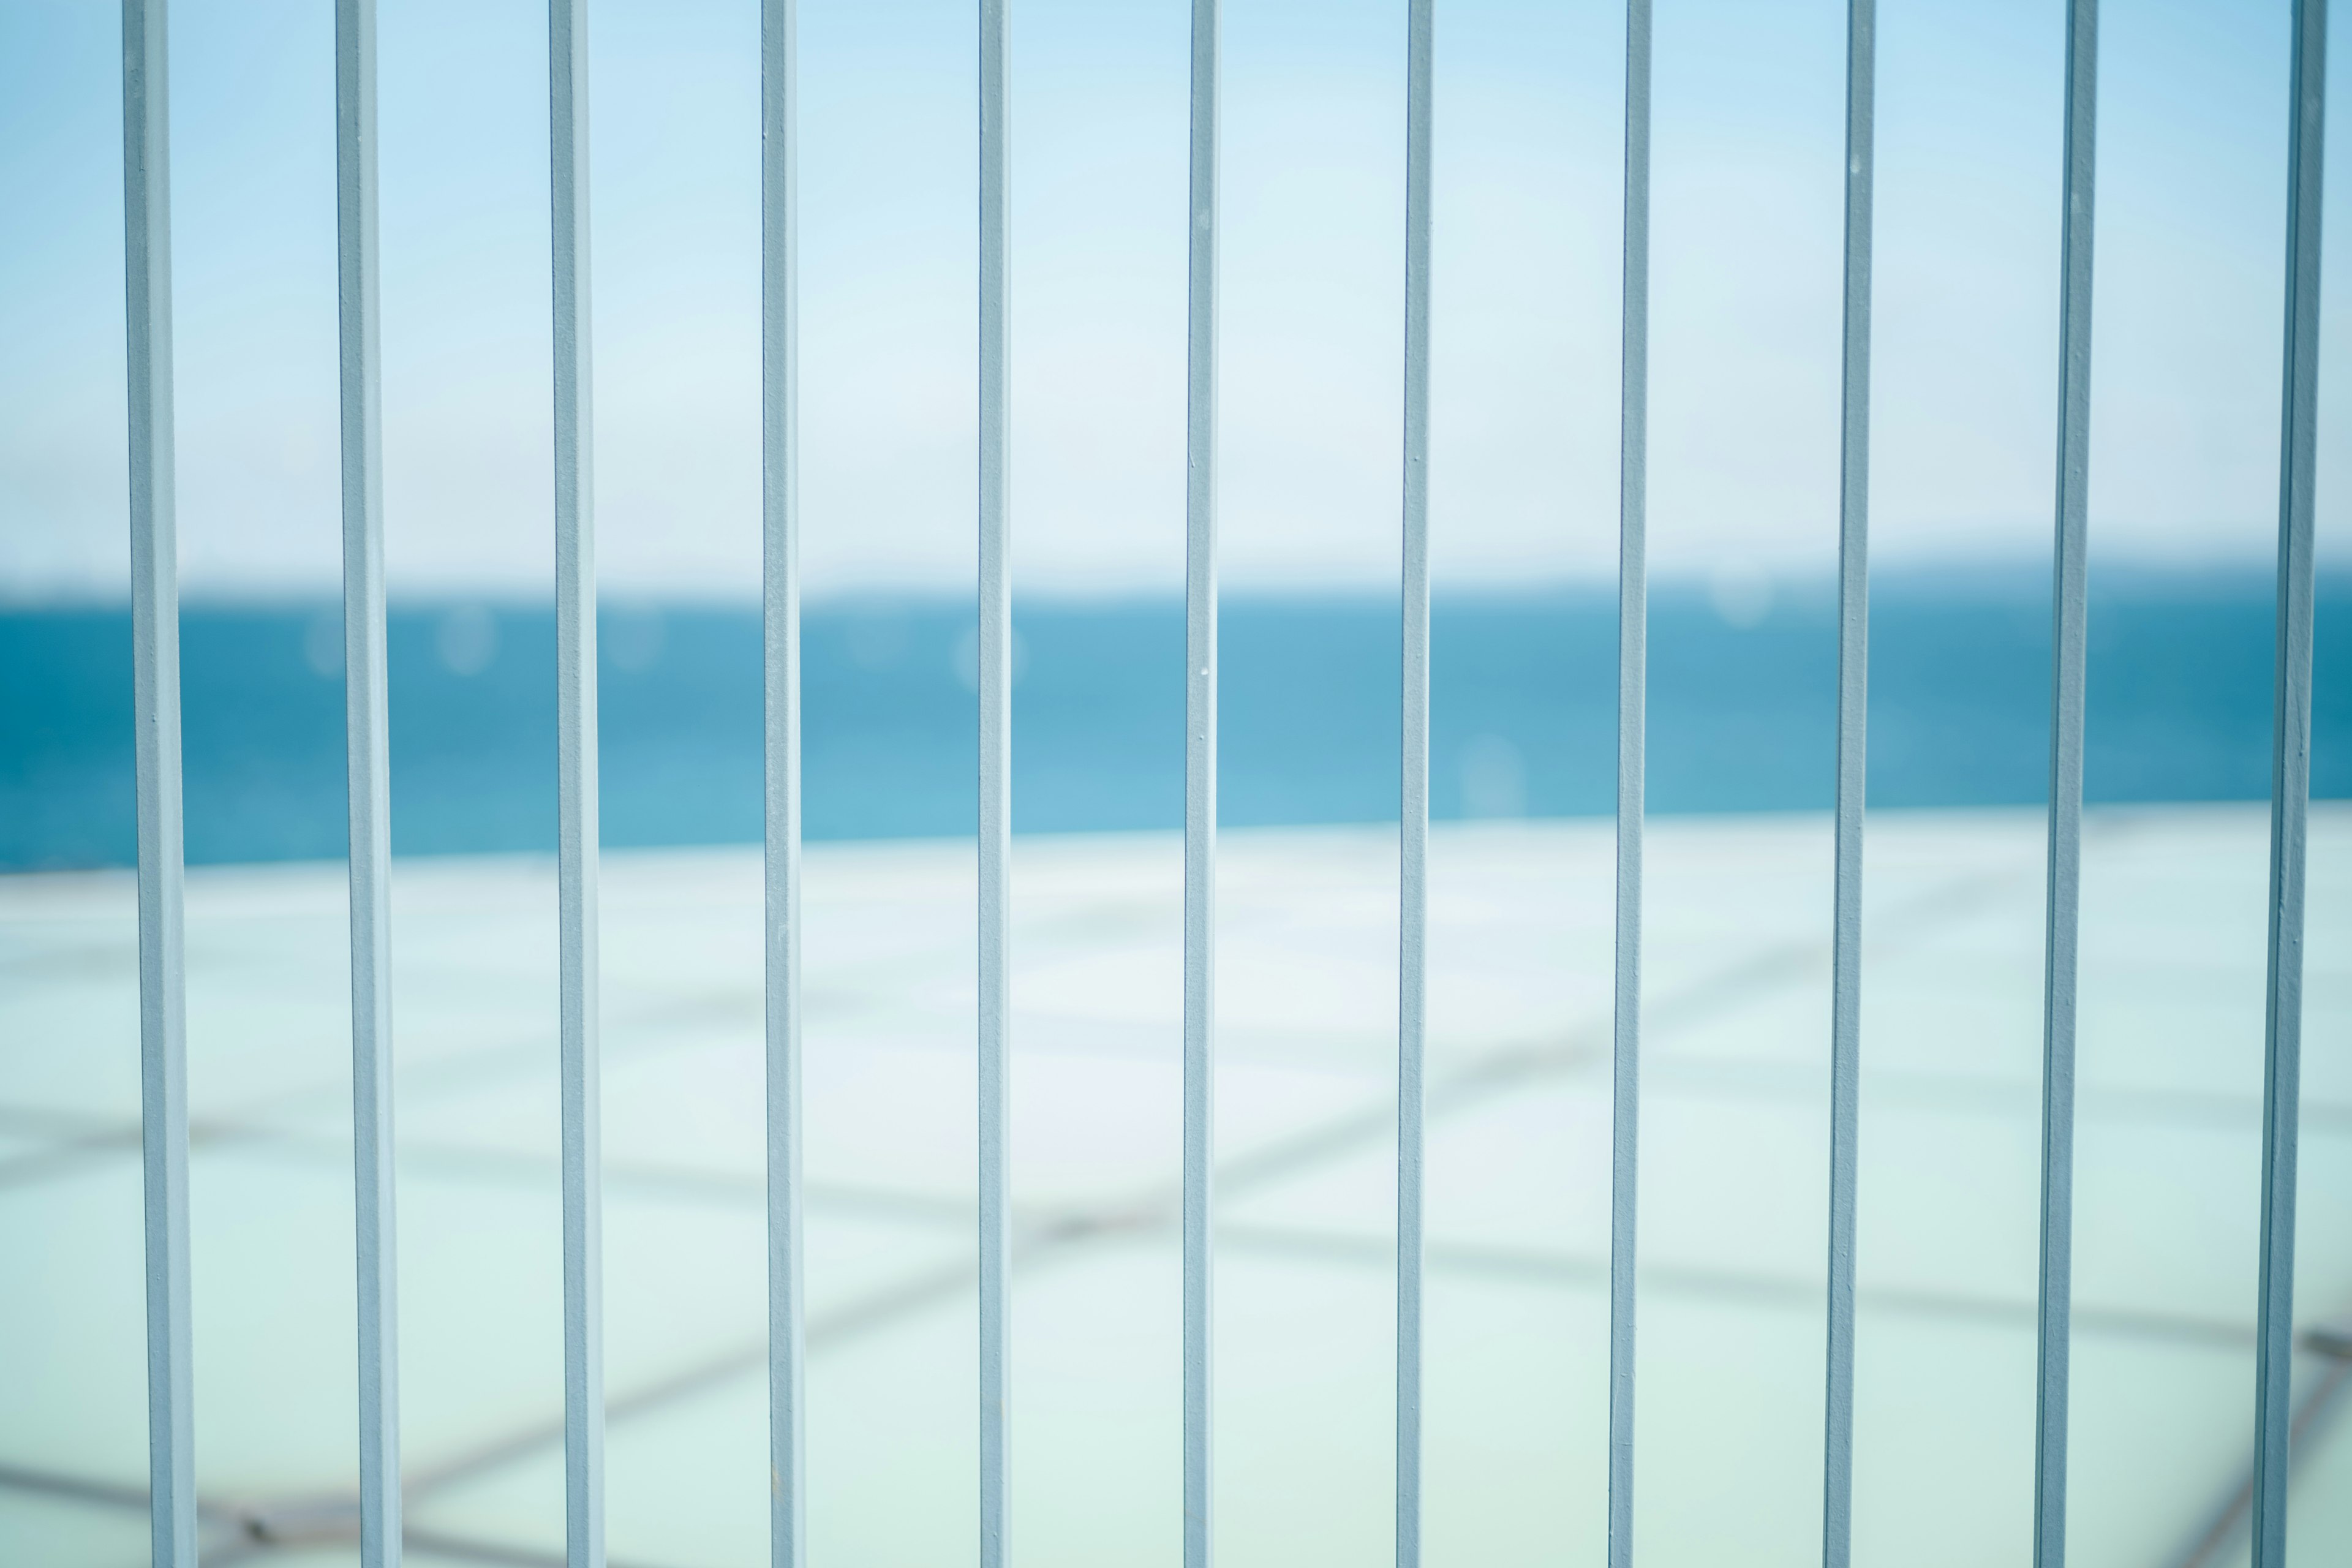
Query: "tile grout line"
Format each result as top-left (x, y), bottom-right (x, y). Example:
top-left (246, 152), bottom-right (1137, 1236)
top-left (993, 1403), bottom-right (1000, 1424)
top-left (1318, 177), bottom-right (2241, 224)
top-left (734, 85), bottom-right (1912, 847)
top-left (75, 861), bottom-right (2028, 1518)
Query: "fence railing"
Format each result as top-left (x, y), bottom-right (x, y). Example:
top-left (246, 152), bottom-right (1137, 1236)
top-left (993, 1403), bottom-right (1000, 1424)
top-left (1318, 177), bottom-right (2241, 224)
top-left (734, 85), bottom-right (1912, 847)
top-left (110, 2), bottom-right (2331, 1567)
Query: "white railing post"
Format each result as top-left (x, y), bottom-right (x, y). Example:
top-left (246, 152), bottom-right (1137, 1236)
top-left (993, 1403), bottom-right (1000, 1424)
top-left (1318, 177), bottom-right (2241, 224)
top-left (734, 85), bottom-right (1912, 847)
top-left (549, 0), bottom-right (606, 1561)
top-left (334, 1), bottom-right (402, 1562)
top-left (2033, 4), bottom-right (2098, 1565)
top-left (977, 2), bottom-right (1012, 1564)
top-left (1182, 0), bottom-right (1221, 1563)
top-left (1608, 4), bottom-right (1652, 1564)
top-left (762, 2), bottom-right (808, 1567)
top-left (122, 1), bottom-right (197, 1561)
top-left (1820, 2), bottom-right (1875, 1563)
top-left (2252, 3), bottom-right (2329, 1564)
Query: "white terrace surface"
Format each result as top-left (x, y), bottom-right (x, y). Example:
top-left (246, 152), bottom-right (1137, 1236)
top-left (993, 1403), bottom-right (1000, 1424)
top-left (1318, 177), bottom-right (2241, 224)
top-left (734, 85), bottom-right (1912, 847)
top-left (2, 807), bottom-right (2350, 1568)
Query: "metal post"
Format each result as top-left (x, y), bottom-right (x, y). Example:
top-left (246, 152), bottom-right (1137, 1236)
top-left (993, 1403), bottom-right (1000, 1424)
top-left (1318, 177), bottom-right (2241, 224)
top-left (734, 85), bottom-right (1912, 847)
top-left (2252, 2), bottom-right (2328, 1564)
top-left (335, 1), bottom-right (401, 1562)
top-left (1396, 4), bottom-right (1434, 1565)
top-left (976, 3), bottom-right (1012, 1565)
top-left (548, 0), bottom-right (605, 1562)
top-left (1820, 2), bottom-right (1875, 1564)
top-left (1608, 4), bottom-right (1652, 1566)
top-left (122, 2), bottom-right (195, 1562)
top-left (761, 1), bottom-right (807, 1566)
top-left (1182, 0), bottom-right (1220, 1564)
top-left (2034, 4), bottom-right (2098, 1564)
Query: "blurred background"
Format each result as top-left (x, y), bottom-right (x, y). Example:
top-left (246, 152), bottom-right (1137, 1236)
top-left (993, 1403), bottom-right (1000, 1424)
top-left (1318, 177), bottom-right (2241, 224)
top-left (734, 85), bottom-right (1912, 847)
top-left (2, 1), bottom-right (2350, 1565)
top-left (3, 0), bottom-right (2348, 863)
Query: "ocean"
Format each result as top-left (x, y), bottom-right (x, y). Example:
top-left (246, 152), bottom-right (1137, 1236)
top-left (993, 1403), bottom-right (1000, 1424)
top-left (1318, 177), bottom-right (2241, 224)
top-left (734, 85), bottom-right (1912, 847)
top-left (2, 568), bottom-right (2345, 870)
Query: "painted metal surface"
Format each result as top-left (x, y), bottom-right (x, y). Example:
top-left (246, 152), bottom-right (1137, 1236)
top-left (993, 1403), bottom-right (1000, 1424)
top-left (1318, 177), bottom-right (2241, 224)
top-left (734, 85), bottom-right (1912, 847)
top-left (1182, 1), bottom-right (1220, 1564)
top-left (549, 1), bottom-right (606, 1562)
top-left (1395, 3), bottom-right (1434, 1564)
top-left (121, 2), bottom-right (196, 1562)
top-left (1820, 2), bottom-right (1874, 1564)
top-left (977, 3), bottom-right (1012, 1564)
top-left (334, 1), bottom-right (401, 1562)
top-left (1609, 4), bottom-right (1651, 1565)
top-left (2253, 2), bottom-right (2328, 1564)
top-left (761, 2), bottom-right (807, 1566)
top-left (2034, 4), bottom-right (2098, 1564)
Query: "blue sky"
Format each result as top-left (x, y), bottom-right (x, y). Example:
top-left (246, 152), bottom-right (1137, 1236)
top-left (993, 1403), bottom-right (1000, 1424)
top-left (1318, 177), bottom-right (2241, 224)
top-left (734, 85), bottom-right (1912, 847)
top-left (0, 0), bottom-right (2343, 600)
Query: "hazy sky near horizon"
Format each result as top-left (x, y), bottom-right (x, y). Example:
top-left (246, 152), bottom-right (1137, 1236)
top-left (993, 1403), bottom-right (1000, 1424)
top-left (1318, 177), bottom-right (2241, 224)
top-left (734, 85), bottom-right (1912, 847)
top-left (0, 0), bottom-right (2344, 601)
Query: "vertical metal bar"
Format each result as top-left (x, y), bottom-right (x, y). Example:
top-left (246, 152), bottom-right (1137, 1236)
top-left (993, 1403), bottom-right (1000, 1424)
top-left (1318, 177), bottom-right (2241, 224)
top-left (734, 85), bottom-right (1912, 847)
top-left (549, 1), bottom-right (604, 1563)
top-left (1820, 2), bottom-right (1874, 1564)
top-left (2034, 4), bottom-right (2097, 1565)
top-left (2252, 3), bottom-right (2328, 1564)
top-left (1182, 0), bottom-right (1220, 1564)
top-left (761, 1), bottom-right (806, 1566)
top-left (335, 2), bottom-right (401, 1563)
top-left (1608, 4), bottom-right (1651, 1566)
top-left (122, 3), bottom-right (195, 1564)
top-left (976, 2), bottom-right (1011, 1566)
top-left (1395, 3), bottom-right (1433, 1566)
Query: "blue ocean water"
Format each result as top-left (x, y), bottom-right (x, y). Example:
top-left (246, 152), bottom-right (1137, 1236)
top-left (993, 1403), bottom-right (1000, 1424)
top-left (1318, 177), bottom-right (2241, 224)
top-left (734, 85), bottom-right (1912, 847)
top-left (2, 570), bottom-right (2345, 870)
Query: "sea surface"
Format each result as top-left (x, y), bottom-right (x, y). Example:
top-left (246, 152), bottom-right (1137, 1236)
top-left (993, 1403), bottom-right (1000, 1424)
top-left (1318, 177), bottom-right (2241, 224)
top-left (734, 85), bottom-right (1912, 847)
top-left (2, 569), bottom-right (2345, 870)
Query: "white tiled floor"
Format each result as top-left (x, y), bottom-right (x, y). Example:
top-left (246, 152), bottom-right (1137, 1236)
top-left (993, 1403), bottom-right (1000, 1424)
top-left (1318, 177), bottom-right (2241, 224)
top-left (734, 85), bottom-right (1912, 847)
top-left (1, 806), bottom-right (2346, 1567)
